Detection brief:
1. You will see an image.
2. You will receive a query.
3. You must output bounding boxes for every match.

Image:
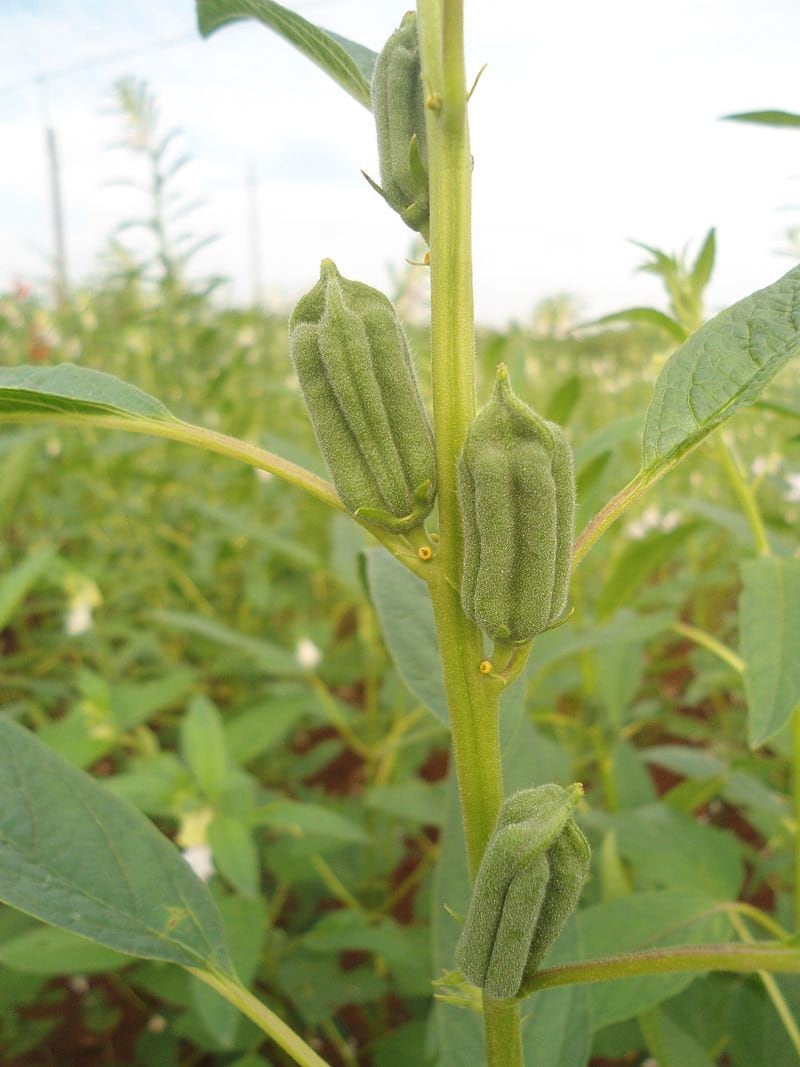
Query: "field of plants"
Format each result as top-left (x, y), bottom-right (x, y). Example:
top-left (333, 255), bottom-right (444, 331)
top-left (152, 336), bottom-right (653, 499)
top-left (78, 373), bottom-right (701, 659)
top-left (1, 3), bottom-right (800, 1067)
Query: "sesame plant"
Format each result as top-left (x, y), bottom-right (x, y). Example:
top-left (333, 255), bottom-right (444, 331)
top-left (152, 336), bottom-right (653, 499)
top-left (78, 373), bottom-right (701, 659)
top-left (0, 2), bottom-right (799, 1066)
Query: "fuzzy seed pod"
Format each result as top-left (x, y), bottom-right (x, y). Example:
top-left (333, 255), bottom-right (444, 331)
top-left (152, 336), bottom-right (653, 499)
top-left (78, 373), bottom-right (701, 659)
top-left (455, 784), bottom-right (590, 1000)
top-left (368, 12), bottom-right (429, 239)
top-left (458, 364), bottom-right (575, 642)
top-left (289, 259), bottom-right (436, 531)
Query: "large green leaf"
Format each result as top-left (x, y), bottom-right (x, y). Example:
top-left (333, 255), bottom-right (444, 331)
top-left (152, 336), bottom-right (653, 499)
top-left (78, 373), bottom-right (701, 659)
top-left (642, 265), bottom-right (800, 469)
top-left (577, 892), bottom-right (732, 1029)
top-left (740, 557), bottom-right (800, 747)
top-left (0, 717), bottom-right (234, 974)
top-left (196, 0), bottom-right (376, 108)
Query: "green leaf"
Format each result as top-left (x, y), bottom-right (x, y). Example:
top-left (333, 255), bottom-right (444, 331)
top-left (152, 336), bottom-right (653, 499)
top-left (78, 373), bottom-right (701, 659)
top-left (0, 364), bottom-right (173, 423)
top-left (690, 228), bottom-right (716, 294)
top-left (723, 110), bottom-right (800, 128)
top-left (597, 524), bottom-right (695, 619)
top-left (728, 975), bottom-right (800, 1066)
top-left (0, 717), bottom-right (233, 974)
top-left (364, 781), bottom-right (447, 826)
top-left (612, 805), bottom-right (743, 899)
top-left (0, 924), bottom-right (129, 975)
top-left (0, 545), bottom-right (56, 631)
top-left (642, 265), bottom-right (800, 469)
top-left (180, 695), bottom-right (229, 800)
top-left (585, 307), bottom-right (688, 343)
top-left (740, 557), bottom-right (800, 746)
top-left (546, 374), bottom-right (582, 426)
top-left (0, 363), bottom-right (341, 513)
top-left (154, 610), bottom-right (302, 676)
top-left (196, 0), bottom-right (376, 109)
top-left (365, 548), bottom-right (448, 726)
top-left (578, 891), bottom-right (732, 1028)
top-left (639, 1005), bottom-right (717, 1067)
top-left (251, 799), bottom-right (368, 844)
top-left (208, 817), bottom-right (260, 898)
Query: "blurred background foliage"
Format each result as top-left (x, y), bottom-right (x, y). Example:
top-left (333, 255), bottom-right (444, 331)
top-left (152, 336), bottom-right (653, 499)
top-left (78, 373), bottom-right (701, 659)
top-left (0, 81), bottom-right (799, 1067)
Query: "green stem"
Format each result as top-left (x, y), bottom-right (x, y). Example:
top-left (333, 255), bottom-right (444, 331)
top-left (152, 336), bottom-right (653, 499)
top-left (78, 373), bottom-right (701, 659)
top-left (416, 2), bottom-right (523, 1064)
top-left (518, 942), bottom-right (800, 997)
top-left (188, 969), bottom-right (329, 1067)
top-left (728, 910), bottom-right (800, 1057)
top-left (0, 411), bottom-right (427, 574)
top-left (670, 620), bottom-right (744, 673)
top-left (716, 433), bottom-right (771, 556)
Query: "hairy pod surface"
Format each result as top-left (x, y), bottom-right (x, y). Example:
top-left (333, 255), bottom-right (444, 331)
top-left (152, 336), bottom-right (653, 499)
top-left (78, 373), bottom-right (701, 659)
top-left (288, 260), bottom-right (436, 531)
top-left (458, 364), bottom-right (575, 642)
top-left (369, 12), bottom-right (429, 238)
top-left (455, 783), bottom-right (590, 1000)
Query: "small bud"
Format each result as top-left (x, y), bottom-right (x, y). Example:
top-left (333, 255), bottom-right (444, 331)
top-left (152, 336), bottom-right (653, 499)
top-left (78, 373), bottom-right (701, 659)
top-left (455, 783), bottom-right (590, 999)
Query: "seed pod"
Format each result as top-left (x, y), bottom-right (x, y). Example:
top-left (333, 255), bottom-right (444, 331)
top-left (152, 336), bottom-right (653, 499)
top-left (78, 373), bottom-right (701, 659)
top-left (455, 783), bottom-right (590, 1000)
top-left (289, 259), bottom-right (436, 531)
top-left (368, 12), bottom-right (429, 239)
top-left (458, 364), bottom-right (575, 642)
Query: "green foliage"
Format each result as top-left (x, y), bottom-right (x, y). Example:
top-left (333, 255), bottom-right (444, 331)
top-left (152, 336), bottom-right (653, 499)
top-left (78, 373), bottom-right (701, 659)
top-left (289, 259), bottom-right (436, 530)
top-left (458, 364), bottom-right (575, 641)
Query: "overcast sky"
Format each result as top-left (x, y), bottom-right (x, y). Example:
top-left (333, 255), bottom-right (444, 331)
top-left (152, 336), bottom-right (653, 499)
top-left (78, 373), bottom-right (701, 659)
top-left (1, 0), bottom-right (799, 325)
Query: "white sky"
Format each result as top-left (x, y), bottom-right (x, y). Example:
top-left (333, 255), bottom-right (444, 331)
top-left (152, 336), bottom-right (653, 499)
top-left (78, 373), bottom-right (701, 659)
top-left (1, 0), bottom-right (799, 325)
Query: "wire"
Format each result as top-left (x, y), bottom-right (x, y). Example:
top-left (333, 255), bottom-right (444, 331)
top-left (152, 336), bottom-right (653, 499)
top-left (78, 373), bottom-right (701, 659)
top-left (0, 33), bottom-right (197, 99)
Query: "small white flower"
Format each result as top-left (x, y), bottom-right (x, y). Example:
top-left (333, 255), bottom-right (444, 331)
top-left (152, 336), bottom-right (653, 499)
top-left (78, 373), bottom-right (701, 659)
top-left (45, 436), bottom-right (62, 458)
top-left (785, 472), bottom-right (800, 503)
top-left (65, 602), bottom-right (94, 635)
top-left (625, 505), bottom-right (680, 540)
top-left (63, 576), bottom-right (101, 636)
top-left (255, 467), bottom-right (274, 484)
top-left (182, 844), bottom-right (214, 883)
top-left (296, 637), bottom-right (322, 671)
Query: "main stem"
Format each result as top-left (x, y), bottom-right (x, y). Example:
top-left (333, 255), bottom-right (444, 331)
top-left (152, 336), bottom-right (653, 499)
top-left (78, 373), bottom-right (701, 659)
top-left (417, 2), bottom-right (523, 1064)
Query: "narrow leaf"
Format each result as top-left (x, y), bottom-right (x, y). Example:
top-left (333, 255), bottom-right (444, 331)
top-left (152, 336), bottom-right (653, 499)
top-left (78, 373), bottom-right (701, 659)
top-left (0, 364), bottom-right (173, 422)
top-left (723, 110), bottom-right (800, 128)
top-left (643, 265), bottom-right (800, 469)
top-left (690, 228), bottom-right (716, 293)
top-left (196, 0), bottom-right (376, 108)
top-left (740, 557), bottom-right (800, 746)
top-left (584, 308), bottom-right (688, 343)
top-left (0, 717), bottom-right (234, 974)
top-left (365, 548), bottom-right (448, 726)
top-left (0, 545), bottom-right (56, 630)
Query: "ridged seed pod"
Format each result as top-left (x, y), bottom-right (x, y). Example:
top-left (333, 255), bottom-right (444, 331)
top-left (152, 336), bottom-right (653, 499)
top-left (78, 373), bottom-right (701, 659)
top-left (458, 364), bottom-right (575, 642)
top-left (455, 783), bottom-right (590, 1000)
top-left (289, 260), bottom-right (436, 531)
top-left (369, 12), bottom-right (429, 239)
